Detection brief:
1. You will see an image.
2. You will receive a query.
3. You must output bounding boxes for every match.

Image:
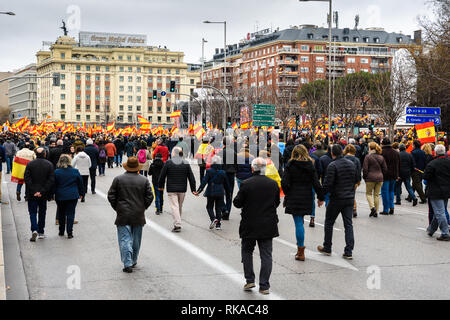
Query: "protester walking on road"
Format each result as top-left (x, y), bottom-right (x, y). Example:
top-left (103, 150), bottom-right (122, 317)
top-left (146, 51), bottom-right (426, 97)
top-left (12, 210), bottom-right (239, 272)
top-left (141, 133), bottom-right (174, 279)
top-left (4, 138), bottom-right (16, 174)
top-left (137, 141), bottom-right (151, 177)
top-left (380, 138), bottom-right (400, 216)
top-left (194, 156), bottom-right (230, 230)
top-left (84, 139), bottom-right (99, 194)
top-left (343, 144), bottom-right (362, 218)
top-left (318, 145), bottom-right (359, 259)
top-left (411, 140), bottom-right (427, 204)
top-left (148, 153), bottom-right (164, 214)
top-left (152, 138), bottom-right (169, 163)
top-left (217, 136), bottom-right (238, 220)
top-left (98, 142), bottom-right (107, 176)
top-left (281, 145), bottom-right (324, 261)
top-left (158, 147), bottom-right (196, 232)
top-left (363, 142), bottom-right (387, 217)
top-left (236, 147), bottom-right (254, 189)
top-left (71, 146), bottom-right (91, 202)
top-left (424, 144), bottom-right (450, 241)
top-left (105, 140), bottom-right (117, 169)
top-left (54, 154), bottom-right (84, 239)
top-left (12, 142), bottom-right (36, 201)
top-left (396, 143), bottom-right (418, 206)
top-left (108, 156), bottom-right (154, 273)
top-left (233, 157), bottom-right (280, 295)
top-left (24, 148), bottom-right (55, 242)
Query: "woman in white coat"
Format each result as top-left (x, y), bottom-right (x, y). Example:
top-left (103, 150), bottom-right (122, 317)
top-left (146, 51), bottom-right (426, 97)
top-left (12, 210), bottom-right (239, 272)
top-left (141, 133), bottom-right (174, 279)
top-left (72, 146), bottom-right (92, 202)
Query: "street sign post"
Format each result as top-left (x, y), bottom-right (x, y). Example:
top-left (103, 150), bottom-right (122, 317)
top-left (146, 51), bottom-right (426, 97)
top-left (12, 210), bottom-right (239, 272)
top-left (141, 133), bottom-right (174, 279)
top-left (252, 104), bottom-right (275, 127)
top-left (161, 91), bottom-right (166, 96)
top-left (406, 107), bottom-right (441, 116)
top-left (406, 116), bottom-right (441, 126)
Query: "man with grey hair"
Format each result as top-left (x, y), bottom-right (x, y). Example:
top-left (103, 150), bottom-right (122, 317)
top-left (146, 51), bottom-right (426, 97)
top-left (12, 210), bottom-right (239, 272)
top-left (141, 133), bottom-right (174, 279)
top-left (159, 147), bottom-right (196, 232)
top-left (424, 144), bottom-right (450, 241)
top-left (233, 157), bottom-right (280, 295)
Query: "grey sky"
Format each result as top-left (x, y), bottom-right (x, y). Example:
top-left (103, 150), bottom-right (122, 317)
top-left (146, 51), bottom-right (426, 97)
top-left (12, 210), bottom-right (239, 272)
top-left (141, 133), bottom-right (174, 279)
top-left (0, 0), bottom-right (434, 72)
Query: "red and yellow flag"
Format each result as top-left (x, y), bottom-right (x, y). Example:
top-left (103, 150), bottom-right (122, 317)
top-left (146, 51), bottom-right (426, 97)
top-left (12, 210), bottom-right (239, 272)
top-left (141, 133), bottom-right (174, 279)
top-left (170, 110), bottom-right (181, 118)
top-left (415, 121), bottom-right (435, 144)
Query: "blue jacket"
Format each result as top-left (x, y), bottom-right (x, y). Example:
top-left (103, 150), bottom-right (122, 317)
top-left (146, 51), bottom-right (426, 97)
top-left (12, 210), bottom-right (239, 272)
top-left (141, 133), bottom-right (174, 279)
top-left (197, 164), bottom-right (230, 197)
top-left (411, 149), bottom-right (426, 171)
top-left (54, 167), bottom-right (84, 201)
top-left (236, 153), bottom-right (254, 181)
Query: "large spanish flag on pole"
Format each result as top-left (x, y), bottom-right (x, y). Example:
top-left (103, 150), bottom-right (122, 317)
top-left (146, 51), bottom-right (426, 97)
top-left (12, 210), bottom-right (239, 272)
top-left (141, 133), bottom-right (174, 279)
top-left (170, 110), bottom-right (181, 118)
top-left (11, 156), bottom-right (31, 184)
top-left (415, 121), bottom-right (436, 144)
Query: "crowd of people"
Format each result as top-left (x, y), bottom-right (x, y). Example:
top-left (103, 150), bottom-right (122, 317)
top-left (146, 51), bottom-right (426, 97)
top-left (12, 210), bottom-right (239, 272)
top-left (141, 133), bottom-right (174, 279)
top-left (0, 127), bottom-right (449, 295)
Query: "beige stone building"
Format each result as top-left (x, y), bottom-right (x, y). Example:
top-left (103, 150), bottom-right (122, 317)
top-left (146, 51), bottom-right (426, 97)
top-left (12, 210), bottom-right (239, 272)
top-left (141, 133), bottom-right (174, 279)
top-left (36, 33), bottom-right (200, 126)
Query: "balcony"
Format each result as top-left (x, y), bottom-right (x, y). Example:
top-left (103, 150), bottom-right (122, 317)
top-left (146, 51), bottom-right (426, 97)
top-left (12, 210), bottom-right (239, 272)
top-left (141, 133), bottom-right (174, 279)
top-left (278, 81), bottom-right (299, 87)
top-left (279, 70), bottom-right (299, 77)
top-left (277, 48), bottom-right (300, 54)
top-left (371, 62), bottom-right (390, 68)
top-left (278, 60), bottom-right (299, 65)
top-left (325, 61), bottom-right (346, 67)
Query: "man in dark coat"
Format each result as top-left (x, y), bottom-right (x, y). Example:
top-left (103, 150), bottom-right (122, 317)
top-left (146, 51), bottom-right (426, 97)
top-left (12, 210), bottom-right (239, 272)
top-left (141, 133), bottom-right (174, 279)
top-left (411, 140), bottom-right (427, 203)
top-left (158, 147), bottom-right (196, 232)
top-left (380, 138), bottom-right (400, 215)
top-left (397, 144), bottom-right (418, 206)
top-left (108, 157), bottom-right (154, 273)
top-left (233, 157), bottom-right (280, 295)
top-left (318, 145), bottom-right (359, 259)
top-left (217, 136), bottom-right (238, 220)
top-left (24, 148), bottom-right (55, 242)
top-left (84, 138), bottom-right (99, 195)
top-left (48, 139), bottom-right (64, 170)
top-left (113, 137), bottom-right (125, 167)
top-left (424, 144), bottom-right (450, 241)
top-left (319, 145), bottom-right (333, 206)
top-left (148, 153), bottom-right (165, 214)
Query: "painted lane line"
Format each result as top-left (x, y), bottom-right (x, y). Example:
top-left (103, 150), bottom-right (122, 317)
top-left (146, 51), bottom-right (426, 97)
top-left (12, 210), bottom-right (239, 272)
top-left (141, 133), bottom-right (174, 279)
top-left (304, 218), bottom-right (341, 232)
top-left (274, 238), bottom-right (359, 272)
top-left (94, 188), bottom-right (284, 300)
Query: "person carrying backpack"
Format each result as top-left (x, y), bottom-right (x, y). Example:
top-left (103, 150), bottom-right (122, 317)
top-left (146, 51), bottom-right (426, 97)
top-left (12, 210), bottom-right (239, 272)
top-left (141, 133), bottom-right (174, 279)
top-left (98, 142), bottom-right (107, 176)
top-left (193, 156), bottom-right (230, 230)
top-left (137, 141), bottom-right (151, 177)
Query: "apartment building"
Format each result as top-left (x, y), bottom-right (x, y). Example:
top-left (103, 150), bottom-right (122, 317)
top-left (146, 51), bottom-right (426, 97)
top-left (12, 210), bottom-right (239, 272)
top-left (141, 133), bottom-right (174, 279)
top-left (8, 64), bottom-right (37, 122)
top-left (36, 32), bottom-right (200, 126)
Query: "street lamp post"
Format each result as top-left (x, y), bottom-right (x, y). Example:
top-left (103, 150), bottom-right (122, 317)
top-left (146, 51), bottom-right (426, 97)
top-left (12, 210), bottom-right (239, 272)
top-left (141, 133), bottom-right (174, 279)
top-left (299, 0), bottom-right (332, 135)
top-left (203, 20), bottom-right (227, 130)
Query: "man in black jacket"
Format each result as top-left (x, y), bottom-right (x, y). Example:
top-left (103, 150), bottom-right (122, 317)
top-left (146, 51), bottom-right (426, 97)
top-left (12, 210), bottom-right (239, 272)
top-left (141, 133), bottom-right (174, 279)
top-left (158, 147), bottom-right (196, 232)
top-left (108, 156), bottom-right (153, 273)
top-left (396, 144), bottom-right (418, 206)
top-left (48, 139), bottom-right (64, 170)
top-left (380, 138), bottom-right (400, 215)
top-left (24, 148), bottom-right (55, 242)
top-left (84, 139), bottom-right (99, 195)
top-left (318, 144), bottom-right (359, 259)
top-left (424, 144), bottom-right (450, 241)
top-left (217, 136), bottom-right (238, 220)
top-left (233, 157), bottom-right (280, 295)
top-left (149, 153), bottom-right (165, 214)
top-left (113, 137), bottom-right (124, 167)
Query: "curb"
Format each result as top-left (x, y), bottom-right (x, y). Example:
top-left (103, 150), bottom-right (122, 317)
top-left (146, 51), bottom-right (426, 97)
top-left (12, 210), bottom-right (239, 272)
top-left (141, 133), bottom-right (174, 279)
top-left (0, 193), bottom-right (6, 300)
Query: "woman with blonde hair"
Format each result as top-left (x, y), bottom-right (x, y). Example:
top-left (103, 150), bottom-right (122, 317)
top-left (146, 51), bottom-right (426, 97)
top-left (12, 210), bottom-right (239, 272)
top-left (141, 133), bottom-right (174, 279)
top-left (281, 145), bottom-right (324, 261)
top-left (362, 142), bottom-right (387, 217)
top-left (422, 143), bottom-right (434, 165)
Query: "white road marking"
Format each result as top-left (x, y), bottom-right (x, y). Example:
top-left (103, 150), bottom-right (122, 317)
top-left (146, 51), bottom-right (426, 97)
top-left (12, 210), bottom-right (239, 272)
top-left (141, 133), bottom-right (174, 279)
top-left (274, 238), bottom-right (359, 272)
top-left (94, 188), bottom-right (284, 300)
top-left (304, 218), bottom-right (341, 231)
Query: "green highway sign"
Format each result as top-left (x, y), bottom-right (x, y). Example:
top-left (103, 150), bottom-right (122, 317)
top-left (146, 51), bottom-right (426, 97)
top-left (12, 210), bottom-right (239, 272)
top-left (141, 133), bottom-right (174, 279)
top-left (253, 104), bottom-right (275, 127)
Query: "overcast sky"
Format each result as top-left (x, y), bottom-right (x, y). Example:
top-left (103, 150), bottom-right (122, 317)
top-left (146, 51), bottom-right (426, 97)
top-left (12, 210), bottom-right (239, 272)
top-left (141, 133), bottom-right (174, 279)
top-left (0, 0), bottom-right (435, 72)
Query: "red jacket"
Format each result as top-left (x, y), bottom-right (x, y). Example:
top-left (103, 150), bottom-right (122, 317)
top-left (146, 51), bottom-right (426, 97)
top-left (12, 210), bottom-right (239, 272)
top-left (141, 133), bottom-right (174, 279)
top-left (153, 145), bottom-right (169, 162)
top-left (105, 143), bottom-right (117, 157)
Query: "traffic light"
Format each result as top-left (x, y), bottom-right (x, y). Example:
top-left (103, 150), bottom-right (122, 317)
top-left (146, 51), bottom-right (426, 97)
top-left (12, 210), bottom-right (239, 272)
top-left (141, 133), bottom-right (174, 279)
top-left (227, 117), bottom-right (232, 127)
top-left (202, 117), bottom-right (206, 128)
top-left (152, 90), bottom-right (157, 99)
top-left (370, 119), bottom-right (375, 131)
top-left (169, 80), bottom-right (176, 93)
top-left (295, 115), bottom-right (300, 125)
top-left (331, 121), bottom-right (335, 129)
top-left (52, 72), bottom-right (60, 86)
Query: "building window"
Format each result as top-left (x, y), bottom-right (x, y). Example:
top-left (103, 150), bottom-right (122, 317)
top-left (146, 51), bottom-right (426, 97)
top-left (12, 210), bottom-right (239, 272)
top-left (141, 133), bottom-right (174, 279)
top-left (127, 56), bottom-right (132, 61)
top-left (119, 105), bottom-right (124, 111)
top-left (61, 114), bottom-right (65, 120)
top-left (136, 96), bottom-right (141, 102)
top-left (95, 75), bottom-right (100, 81)
top-left (148, 68), bottom-right (153, 73)
top-left (137, 86), bottom-right (141, 92)
top-left (176, 69), bottom-right (180, 75)
top-left (347, 68), bottom-right (355, 74)
top-left (301, 45), bottom-right (309, 51)
top-left (166, 106), bottom-right (171, 112)
top-left (128, 76), bottom-right (132, 82)
top-left (374, 37), bottom-right (380, 43)
top-left (300, 78), bottom-right (309, 84)
top-left (95, 105), bottom-right (100, 111)
top-left (128, 105), bottom-right (132, 111)
top-left (61, 84), bottom-right (65, 90)
top-left (105, 86), bottom-right (110, 91)
top-left (361, 58), bottom-right (369, 64)
top-left (166, 69), bottom-right (171, 74)
top-left (61, 94), bottom-right (65, 100)
top-left (95, 95), bottom-right (100, 101)
top-left (86, 94), bottom-right (91, 100)
top-left (60, 52), bottom-right (65, 58)
top-left (128, 86), bottom-right (132, 92)
top-left (353, 37), bottom-right (359, 42)
top-left (148, 116), bottom-right (152, 121)
top-left (166, 117), bottom-right (170, 122)
top-left (363, 37), bottom-right (369, 43)
top-left (157, 116), bottom-right (161, 122)
top-left (136, 76), bottom-right (141, 82)
top-left (127, 67), bottom-right (132, 72)
top-left (157, 69), bottom-right (162, 74)
top-left (119, 76), bottom-right (124, 82)
top-left (86, 66), bottom-right (90, 71)
top-left (300, 67), bottom-right (309, 73)
top-left (316, 67), bottom-right (324, 73)
top-left (316, 56), bottom-right (325, 62)
top-left (76, 65), bottom-right (80, 71)
top-left (148, 106), bottom-right (152, 112)
top-left (105, 75), bottom-right (110, 81)
top-left (347, 57), bottom-right (356, 63)
top-left (96, 115), bottom-right (100, 122)
top-left (61, 64), bottom-right (65, 70)
top-left (157, 106), bottom-right (161, 112)
top-left (119, 95), bottom-right (124, 101)
top-left (86, 115), bottom-right (90, 121)
top-left (76, 94), bottom-right (81, 100)
top-left (76, 114), bottom-right (81, 121)
top-left (86, 104), bottom-right (90, 111)
top-left (61, 74), bottom-right (65, 80)
top-left (301, 56), bottom-right (309, 62)
top-left (128, 115), bottom-right (133, 122)
top-left (105, 66), bottom-right (110, 72)
top-left (137, 67), bottom-right (141, 72)
top-left (118, 56), bottom-right (123, 60)
top-left (136, 105), bottom-right (141, 111)
top-left (96, 66), bottom-right (100, 71)
top-left (361, 69), bottom-right (369, 73)
top-left (343, 36), bottom-right (349, 42)
top-left (128, 96), bottom-right (133, 102)
top-left (96, 85), bottom-right (100, 91)
top-left (190, 79), bottom-right (194, 85)
top-left (120, 66), bottom-right (124, 72)
top-left (61, 104), bottom-right (65, 110)
top-left (86, 75), bottom-right (90, 80)
top-left (76, 84), bottom-right (81, 90)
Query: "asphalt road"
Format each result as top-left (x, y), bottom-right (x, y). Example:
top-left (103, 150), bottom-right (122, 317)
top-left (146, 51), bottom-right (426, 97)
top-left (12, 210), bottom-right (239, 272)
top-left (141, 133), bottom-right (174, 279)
top-left (2, 163), bottom-right (450, 300)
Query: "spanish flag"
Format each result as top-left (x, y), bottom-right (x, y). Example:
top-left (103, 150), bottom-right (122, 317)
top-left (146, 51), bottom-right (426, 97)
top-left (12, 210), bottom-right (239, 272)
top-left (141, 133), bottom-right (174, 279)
top-left (415, 121), bottom-right (435, 144)
top-left (170, 110), bottom-right (181, 118)
top-left (11, 156), bottom-right (32, 184)
top-left (107, 121), bottom-right (115, 133)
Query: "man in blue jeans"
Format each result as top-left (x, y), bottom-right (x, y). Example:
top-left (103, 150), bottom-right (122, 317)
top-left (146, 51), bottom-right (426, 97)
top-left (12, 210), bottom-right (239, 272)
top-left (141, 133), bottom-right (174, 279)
top-left (380, 138), bottom-right (400, 215)
top-left (396, 144), bottom-right (418, 206)
top-left (108, 157), bottom-right (154, 273)
top-left (423, 144), bottom-right (450, 241)
top-left (4, 139), bottom-right (16, 174)
top-left (24, 148), bottom-right (55, 242)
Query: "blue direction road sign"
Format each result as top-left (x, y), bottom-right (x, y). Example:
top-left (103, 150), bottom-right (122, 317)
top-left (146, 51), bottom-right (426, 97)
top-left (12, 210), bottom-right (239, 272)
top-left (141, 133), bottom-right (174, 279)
top-left (406, 107), bottom-right (441, 116)
top-left (161, 91), bottom-right (166, 96)
top-left (406, 116), bottom-right (441, 125)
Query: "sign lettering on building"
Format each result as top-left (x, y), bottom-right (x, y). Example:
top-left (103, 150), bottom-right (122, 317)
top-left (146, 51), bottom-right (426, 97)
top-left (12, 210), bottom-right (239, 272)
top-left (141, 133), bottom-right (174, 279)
top-left (79, 31), bottom-right (147, 47)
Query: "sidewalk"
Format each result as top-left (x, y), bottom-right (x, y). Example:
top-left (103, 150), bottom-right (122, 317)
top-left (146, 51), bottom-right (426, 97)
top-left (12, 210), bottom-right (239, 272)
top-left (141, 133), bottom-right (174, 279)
top-left (0, 202), bottom-right (6, 300)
